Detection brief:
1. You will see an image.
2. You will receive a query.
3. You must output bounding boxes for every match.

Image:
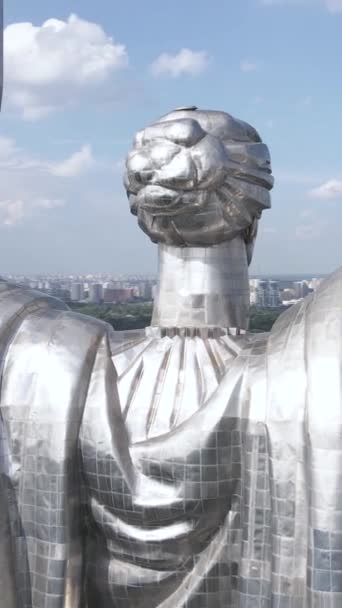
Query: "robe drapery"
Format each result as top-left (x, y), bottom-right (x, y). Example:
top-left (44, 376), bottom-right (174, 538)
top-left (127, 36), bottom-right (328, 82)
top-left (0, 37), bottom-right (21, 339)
top-left (0, 270), bottom-right (342, 607)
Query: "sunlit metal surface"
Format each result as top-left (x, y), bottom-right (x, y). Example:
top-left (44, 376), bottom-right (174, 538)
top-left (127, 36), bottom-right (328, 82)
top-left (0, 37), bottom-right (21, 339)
top-left (152, 240), bottom-right (250, 330)
top-left (125, 108), bottom-right (273, 332)
top-left (124, 108), bottom-right (273, 248)
top-left (1, 109), bottom-right (342, 608)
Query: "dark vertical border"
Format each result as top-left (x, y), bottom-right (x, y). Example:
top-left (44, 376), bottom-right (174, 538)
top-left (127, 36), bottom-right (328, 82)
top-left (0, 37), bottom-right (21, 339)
top-left (0, 0), bottom-right (3, 110)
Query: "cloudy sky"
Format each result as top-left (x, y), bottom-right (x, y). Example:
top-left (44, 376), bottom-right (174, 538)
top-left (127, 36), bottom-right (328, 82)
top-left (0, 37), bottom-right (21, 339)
top-left (1, 0), bottom-right (342, 275)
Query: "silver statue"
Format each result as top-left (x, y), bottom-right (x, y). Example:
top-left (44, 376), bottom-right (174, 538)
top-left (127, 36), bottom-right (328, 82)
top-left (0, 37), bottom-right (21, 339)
top-left (0, 107), bottom-right (341, 608)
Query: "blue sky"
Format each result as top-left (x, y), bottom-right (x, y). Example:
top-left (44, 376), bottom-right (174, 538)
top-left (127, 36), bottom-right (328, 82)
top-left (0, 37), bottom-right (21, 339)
top-left (1, 0), bottom-right (342, 275)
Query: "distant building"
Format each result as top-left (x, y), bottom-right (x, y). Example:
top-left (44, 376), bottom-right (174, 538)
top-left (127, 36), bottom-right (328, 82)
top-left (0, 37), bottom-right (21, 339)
top-left (257, 280), bottom-right (269, 307)
top-left (103, 288), bottom-right (132, 303)
top-left (70, 283), bottom-right (85, 302)
top-left (103, 288), bottom-right (115, 303)
top-left (249, 279), bottom-right (259, 305)
top-left (250, 279), bottom-right (281, 308)
top-left (268, 281), bottom-right (281, 307)
top-left (89, 283), bottom-right (103, 303)
top-left (293, 280), bottom-right (310, 300)
top-left (138, 281), bottom-right (154, 300)
top-left (130, 286), bottom-right (140, 298)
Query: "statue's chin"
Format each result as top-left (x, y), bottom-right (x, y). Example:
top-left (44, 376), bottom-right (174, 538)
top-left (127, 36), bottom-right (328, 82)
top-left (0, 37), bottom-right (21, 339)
top-left (137, 207), bottom-right (244, 248)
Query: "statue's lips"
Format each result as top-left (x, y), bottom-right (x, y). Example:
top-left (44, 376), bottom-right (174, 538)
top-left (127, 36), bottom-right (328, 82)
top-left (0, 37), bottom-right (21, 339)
top-left (138, 185), bottom-right (188, 215)
top-left (138, 185), bottom-right (179, 207)
top-left (138, 185), bottom-right (209, 216)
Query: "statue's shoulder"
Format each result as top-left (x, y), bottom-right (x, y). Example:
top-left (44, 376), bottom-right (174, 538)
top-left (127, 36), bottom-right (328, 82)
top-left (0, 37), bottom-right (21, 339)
top-left (271, 267), bottom-right (342, 337)
top-left (265, 267), bottom-right (342, 367)
top-left (0, 279), bottom-right (115, 349)
top-left (309, 266), bottom-right (342, 311)
top-left (0, 280), bottom-right (67, 335)
top-left (0, 282), bottom-right (119, 411)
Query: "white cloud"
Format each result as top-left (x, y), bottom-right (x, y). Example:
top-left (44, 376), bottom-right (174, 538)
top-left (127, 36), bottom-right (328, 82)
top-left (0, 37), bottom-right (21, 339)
top-left (0, 136), bottom-right (40, 170)
top-left (0, 137), bottom-right (95, 177)
top-left (4, 14), bottom-right (128, 119)
top-left (0, 200), bottom-right (25, 225)
top-left (240, 60), bottom-right (258, 73)
top-left (49, 145), bottom-right (95, 177)
top-left (259, 0), bottom-right (342, 11)
top-left (0, 137), bottom-right (18, 160)
top-left (0, 198), bottom-right (65, 226)
top-left (325, 0), bottom-right (342, 12)
top-left (150, 48), bottom-right (209, 77)
top-left (34, 198), bottom-right (65, 210)
top-left (309, 179), bottom-right (342, 199)
top-left (0, 136), bottom-right (101, 226)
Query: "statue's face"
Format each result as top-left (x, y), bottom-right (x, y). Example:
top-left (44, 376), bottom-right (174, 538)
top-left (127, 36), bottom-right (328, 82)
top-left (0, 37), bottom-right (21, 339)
top-left (124, 108), bottom-right (273, 254)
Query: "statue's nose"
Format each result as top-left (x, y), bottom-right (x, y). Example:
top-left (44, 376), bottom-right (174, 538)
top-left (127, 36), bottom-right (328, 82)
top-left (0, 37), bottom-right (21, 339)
top-left (134, 170), bottom-right (154, 185)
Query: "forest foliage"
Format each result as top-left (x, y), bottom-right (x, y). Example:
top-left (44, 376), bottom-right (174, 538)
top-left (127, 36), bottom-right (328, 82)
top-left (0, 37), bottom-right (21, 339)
top-left (69, 302), bottom-right (287, 332)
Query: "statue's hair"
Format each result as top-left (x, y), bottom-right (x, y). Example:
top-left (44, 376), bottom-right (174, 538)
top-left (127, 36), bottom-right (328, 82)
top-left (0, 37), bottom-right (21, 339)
top-left (124, 108), bottom-right (274, 249)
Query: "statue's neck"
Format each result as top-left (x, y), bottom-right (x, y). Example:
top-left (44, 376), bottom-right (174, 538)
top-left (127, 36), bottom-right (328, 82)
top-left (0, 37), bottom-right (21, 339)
top-left (151, 238), bottom-right (250, 331)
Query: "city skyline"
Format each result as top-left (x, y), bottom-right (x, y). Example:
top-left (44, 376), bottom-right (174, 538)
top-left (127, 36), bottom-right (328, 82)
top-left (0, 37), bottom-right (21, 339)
top-left (1, 1), bottom-right (342, 274)
top-left (1, 272), bottom-right (323, 310)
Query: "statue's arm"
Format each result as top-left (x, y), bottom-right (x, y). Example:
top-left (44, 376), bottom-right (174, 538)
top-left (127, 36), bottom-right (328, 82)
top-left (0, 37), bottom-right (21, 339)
top-left (0, 428), bottom-right (19, 608)
top-left (0, 282), bottom-right (134, 604)
top-left (0, 290), bottom-right (114, 606)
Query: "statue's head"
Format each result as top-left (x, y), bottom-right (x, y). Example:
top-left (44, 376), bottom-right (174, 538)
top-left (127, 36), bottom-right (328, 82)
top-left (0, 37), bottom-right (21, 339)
top-left (124, 107), bottom-right (273, 263)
